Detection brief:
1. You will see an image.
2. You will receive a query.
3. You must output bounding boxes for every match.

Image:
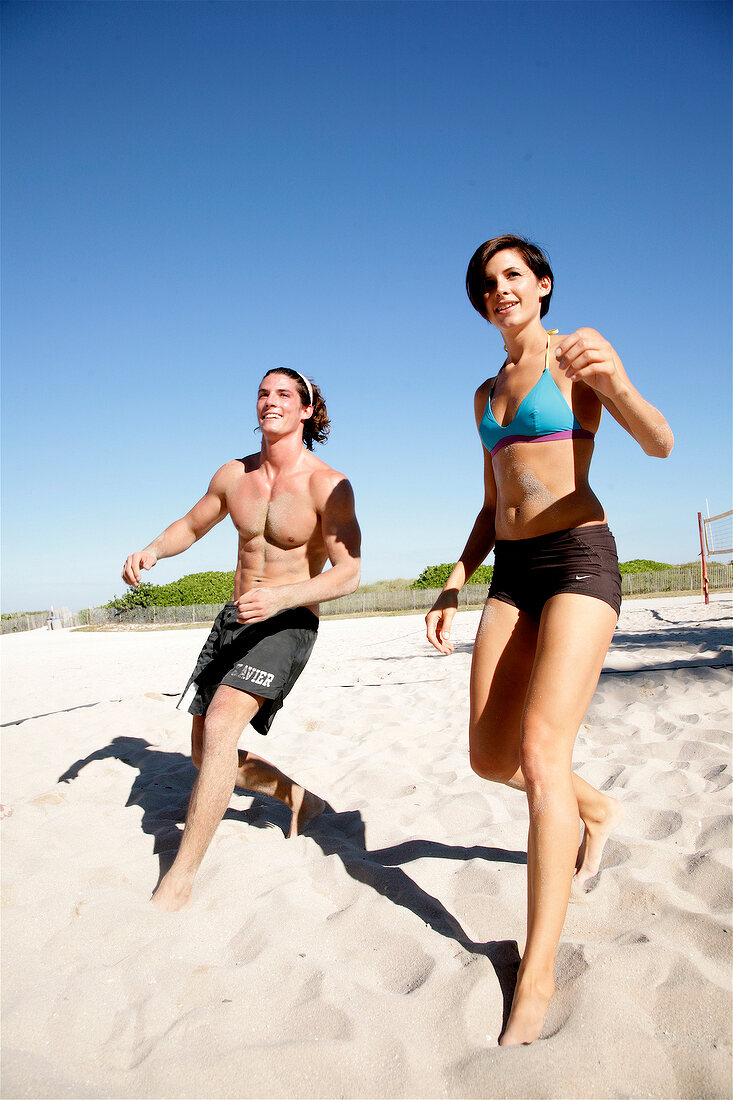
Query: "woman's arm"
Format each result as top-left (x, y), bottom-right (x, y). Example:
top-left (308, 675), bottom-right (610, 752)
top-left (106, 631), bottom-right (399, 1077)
top-left (426, 390), bottom-right (497, 653)
top-left (555, 328), bottom-right (673, 457)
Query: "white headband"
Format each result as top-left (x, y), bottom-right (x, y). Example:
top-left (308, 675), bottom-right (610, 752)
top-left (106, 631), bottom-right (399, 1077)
top-left (293, 370), bottom-right (314, 407)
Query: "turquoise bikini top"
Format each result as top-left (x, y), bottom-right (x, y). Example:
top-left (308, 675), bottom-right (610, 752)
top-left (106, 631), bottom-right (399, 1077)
top-left (479, 330), bottom-right (595, 458)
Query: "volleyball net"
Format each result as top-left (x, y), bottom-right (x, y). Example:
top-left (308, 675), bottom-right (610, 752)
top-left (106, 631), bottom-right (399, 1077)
top-left (698, 509), bottom-right (733, 604)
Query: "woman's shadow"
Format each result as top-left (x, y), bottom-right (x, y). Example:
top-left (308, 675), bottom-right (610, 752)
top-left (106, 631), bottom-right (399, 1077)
top-left (59, 735), bottom-right (525, 1026)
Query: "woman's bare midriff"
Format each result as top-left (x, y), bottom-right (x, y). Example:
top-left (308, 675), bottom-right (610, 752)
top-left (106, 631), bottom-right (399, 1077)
top-left (492, 438), bottom-right (606, 540)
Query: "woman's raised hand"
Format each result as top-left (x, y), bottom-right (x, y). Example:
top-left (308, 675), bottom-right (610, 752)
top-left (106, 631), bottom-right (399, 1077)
top-left (555, 328), bottom-right (629, 401)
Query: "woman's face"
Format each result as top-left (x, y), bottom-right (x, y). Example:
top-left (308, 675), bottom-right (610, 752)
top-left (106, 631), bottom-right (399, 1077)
top-left (481, 248), bottom-right (551, 330)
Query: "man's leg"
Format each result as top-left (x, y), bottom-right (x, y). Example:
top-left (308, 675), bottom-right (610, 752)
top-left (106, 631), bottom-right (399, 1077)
top-left (155, 686), bottom-right (326, 911)
top-left (235, 750), bottom-right (325, 839)
top-left (191, 694), bottom-right (325, 839)
top-left (153, 687), bottom-right (261, 911)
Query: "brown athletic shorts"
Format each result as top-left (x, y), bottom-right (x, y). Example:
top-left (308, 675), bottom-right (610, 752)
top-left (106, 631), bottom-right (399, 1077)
top-left (487, 523), bottom-right (622, 620)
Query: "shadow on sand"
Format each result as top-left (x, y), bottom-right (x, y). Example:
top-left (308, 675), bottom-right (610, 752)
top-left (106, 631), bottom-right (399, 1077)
top-left (59, 735), bottom-right (525, 1027)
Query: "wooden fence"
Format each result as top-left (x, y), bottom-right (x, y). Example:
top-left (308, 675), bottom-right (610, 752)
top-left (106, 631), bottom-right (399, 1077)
top-left (2, 564), bottom-right (731, 633)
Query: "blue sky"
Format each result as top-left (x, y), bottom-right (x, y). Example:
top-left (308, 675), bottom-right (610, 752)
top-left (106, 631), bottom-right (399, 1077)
top-left (3, 0), bottom-right (731, 612)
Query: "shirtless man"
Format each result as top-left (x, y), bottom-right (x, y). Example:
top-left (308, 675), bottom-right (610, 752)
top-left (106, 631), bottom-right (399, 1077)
top-left (122, 368), bottom-right (361, 911)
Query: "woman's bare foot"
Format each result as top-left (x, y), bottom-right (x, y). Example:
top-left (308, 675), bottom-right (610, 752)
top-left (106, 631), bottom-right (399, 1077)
top-left (152, 870), bottom-right (195, 912)
top-left (499, 975), bottom-right (554, 1046)
top-left (288, 786), bottom-right (325, 838)
top-left (575, 795), bottom-right (625, 888)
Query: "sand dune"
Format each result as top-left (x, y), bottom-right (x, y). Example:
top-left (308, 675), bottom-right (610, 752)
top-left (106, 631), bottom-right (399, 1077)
top-left (2, 595), bottom-right (731, 1098)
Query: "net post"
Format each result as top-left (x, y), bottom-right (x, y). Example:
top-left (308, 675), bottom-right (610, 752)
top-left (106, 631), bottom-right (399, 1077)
top-left (698, 512), bottom-right (709, 605)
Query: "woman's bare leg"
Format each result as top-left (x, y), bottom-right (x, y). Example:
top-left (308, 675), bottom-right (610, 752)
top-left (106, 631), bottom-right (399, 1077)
top-left (469, 600), bottom-right (623, 880)
top-left (508, 764), bottom-right (624, 887)
top-left (499, 593), bottom-right (618, 1046)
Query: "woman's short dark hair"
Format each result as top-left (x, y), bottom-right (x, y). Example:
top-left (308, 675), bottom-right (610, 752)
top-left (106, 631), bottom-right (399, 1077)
top-left (466, 235), bottom-right (554, 320)
top-left (261, 368), bottom-right (330, 450)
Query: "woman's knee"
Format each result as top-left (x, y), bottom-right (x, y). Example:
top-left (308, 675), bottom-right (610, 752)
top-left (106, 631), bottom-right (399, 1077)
top-left (469, 742), bottom-right (518, 784)
top-left (519, 716), bottom-right (569, 788)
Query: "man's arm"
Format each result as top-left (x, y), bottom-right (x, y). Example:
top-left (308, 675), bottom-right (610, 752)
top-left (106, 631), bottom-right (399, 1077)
top-left (122, 463), bottom-right (234, 587)
top-left (235, 474), bottom-right (361, 622)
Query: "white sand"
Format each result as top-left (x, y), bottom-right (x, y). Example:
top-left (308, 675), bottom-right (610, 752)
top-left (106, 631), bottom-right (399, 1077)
top-left (2, 594), bottom-right (731, 1099)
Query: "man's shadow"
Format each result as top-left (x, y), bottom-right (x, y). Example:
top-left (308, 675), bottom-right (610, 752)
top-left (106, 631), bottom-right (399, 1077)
top-left (59, 736), bottom-right (526, 1027)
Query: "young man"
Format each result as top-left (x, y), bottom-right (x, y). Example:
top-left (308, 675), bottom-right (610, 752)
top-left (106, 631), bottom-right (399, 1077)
top-left (122, 368), bottom-right (361, 911)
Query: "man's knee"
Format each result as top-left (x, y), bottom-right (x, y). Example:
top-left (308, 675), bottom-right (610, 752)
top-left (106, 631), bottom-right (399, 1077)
top-left (198, 691), bottom-right (261, 757)
top-left (201, 713), bottom-right (239, 755)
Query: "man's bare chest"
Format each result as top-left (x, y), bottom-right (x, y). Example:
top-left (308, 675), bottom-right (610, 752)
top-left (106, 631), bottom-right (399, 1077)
top-left (227, 475), bottom-right (321, 550)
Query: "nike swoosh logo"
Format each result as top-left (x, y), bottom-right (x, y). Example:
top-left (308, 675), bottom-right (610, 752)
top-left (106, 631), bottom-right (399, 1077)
top-left (575, 574), bottom-right (592, 580)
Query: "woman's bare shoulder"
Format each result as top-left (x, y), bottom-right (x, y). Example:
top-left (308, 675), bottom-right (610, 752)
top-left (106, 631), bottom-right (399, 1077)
top-left (474, 377), bottom-right (494, 417)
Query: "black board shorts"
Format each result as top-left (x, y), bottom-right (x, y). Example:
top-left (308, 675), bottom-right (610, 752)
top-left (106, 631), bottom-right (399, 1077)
top-left (179, 604), bottom-right (319, 735)
top-left (487, 523), bottom-right (622, 620)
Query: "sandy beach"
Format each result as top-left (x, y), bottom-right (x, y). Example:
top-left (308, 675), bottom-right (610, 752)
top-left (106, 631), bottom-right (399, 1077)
top-left (2, 594), bottom-right (731, 1099)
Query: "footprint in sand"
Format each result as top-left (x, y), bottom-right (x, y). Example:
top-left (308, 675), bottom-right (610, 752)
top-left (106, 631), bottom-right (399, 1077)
top-left (704, 764), bottom-right (731, 792)
top-left (573, 838), bottom-right (631, 896)
top-left (30, 791), bottom-right (67, 809)
top-left (643, 809), bottom-right (683, 841)
top-left (695, 815), bottom-right (732, 850)
top-left (537, 945), bottom-right (589, 1039)
top-left (679, 850), bottom-right (732, 912)
top-left (599, 766), bottom-right (627, 792)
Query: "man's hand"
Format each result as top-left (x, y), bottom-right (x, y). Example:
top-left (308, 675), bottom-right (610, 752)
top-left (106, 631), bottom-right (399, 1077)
top-left (235, 587), bottom-right (287, 625)
top-left (426, 590), bottom-right (459, 654)
top-left (555, 328), bottom-right (627, 401)
top-left (122, 550), bottom-right (158, 588)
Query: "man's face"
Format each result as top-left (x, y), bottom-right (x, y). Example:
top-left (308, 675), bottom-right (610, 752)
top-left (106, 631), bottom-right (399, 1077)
top-left (257, 373), bottom-right (308, 439)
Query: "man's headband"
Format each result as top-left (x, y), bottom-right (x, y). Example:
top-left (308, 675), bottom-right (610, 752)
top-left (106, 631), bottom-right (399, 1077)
top-left (293, 370), bottom-right (314, 407)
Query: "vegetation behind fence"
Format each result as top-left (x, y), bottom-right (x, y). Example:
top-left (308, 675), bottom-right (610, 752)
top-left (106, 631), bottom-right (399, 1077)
top-left (2, 563), bottom-right (731, 633)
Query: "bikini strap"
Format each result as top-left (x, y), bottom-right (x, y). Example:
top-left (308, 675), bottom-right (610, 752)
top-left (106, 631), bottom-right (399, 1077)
top-left (545, 329), bottom-right (559, 370)
top-left (489, 354), bottom-right (509, 400)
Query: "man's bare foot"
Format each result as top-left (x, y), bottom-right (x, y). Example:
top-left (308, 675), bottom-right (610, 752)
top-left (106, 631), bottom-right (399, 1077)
top-left (499, 976), bottom-right (554, 1046)
top-left (288, 786), bottom-right (325, 838)
top-left (152, 870), bottom-right (195, 912)
top-left (575, 796), bottom-right (625, 888)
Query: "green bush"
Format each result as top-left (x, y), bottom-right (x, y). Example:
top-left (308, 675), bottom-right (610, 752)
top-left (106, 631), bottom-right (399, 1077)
top-left (105, 582), bottom-right (157, 611)
top-left (106, 571), bottom-right (235, 610)
top-left (618, 559), bottom-right (672, 574)
top-left (149, 571), bottom-right (235, 606)
top-left (412, 563), bottom-right (493, 589)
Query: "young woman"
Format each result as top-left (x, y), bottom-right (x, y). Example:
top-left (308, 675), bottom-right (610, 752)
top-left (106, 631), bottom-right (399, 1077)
top-left (426, 235), bottom-right (672, 1046)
